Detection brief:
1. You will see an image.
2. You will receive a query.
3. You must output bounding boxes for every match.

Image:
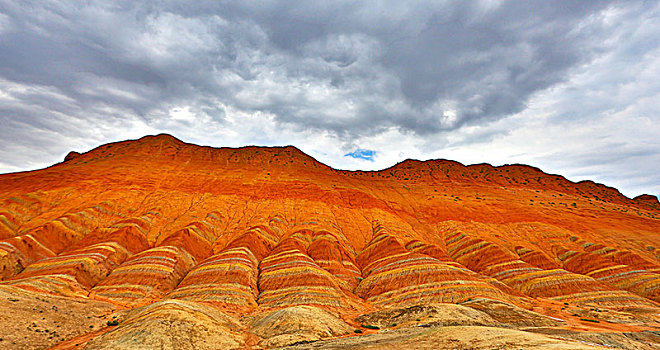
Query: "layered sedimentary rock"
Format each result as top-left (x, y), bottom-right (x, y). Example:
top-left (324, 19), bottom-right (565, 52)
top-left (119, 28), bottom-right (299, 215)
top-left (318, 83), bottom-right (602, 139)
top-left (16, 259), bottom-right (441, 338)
top-left (445, 229), bottom-right (655, 307)
top-left (0, 134), bottom-right (659, 349)
top-left (555, 247), bottom-right (660, 303)
top-left (6, 242), bottom-right (129, 296)
top-left (165, 228), bottom-right (266, 312)
top-left (90, 246), bottom-right (196, 306)
top-left (257, 232), bottom-right (358, 310)
top-left (307, 230), bottom-right (362, 292)
top-left (355, 225), bottom-right (520, 307)
top-left (155, 212), bottom-right (224, 262)
top-left (516, 246), bottom-right (561, 270)
top-left (69, 211), bottom-right (155, 254)
top-left (583, 242), bottom-right (660, 272)
top-left (0, 204), bottom-right (119, 280)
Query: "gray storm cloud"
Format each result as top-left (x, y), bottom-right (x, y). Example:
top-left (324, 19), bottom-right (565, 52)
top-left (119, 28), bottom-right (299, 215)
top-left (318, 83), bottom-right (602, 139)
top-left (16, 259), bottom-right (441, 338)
top-left (0, 1), bottom-right (610, 133)
top-left (0, 1), bottom-right (658, 197)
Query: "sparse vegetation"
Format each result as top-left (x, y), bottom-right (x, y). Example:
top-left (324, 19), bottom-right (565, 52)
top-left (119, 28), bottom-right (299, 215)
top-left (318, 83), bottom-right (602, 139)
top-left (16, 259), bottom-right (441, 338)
top-left (361, 324), bottom-right (380, 330)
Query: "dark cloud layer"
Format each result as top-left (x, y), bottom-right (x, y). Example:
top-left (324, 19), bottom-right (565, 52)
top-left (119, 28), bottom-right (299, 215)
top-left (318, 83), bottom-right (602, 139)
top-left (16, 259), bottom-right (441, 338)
top-left (0, 1), bottom-right (658, 197)
top-left (0, 1), bottom-right (611, 133)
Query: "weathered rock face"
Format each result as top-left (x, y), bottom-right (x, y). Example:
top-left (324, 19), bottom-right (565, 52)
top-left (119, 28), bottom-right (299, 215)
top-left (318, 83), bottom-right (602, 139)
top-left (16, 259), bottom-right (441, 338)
top-left (634, 194), bottom-right (660, 209)
top-left (0, 134), bottom-right (659, 349)
top-left (84, 300), bottom-right (244, 350)
top-left (250, 305), bottom-right (353, 348)
top-left (64, 151), bottom-right (82, 162)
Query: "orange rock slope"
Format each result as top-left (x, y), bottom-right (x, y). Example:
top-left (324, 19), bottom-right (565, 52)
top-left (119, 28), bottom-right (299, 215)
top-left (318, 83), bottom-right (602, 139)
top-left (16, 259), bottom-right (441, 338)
top-left (0, 134), bottom-right (659, 349)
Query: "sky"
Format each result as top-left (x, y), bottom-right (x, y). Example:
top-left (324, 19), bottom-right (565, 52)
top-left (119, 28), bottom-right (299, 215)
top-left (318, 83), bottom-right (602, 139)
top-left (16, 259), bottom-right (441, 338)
top-left (0, 1), bottom-right (658, 198)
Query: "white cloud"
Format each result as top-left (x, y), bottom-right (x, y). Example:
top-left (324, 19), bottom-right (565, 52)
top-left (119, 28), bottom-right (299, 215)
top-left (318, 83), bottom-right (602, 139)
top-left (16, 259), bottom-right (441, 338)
top-left (0, 12), bottom-right (13, 34)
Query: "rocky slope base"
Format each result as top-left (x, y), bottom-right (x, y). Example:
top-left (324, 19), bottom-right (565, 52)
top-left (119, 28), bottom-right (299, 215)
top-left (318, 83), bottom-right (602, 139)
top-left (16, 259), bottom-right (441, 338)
top-left (0, 134), bottom-right (658, 349)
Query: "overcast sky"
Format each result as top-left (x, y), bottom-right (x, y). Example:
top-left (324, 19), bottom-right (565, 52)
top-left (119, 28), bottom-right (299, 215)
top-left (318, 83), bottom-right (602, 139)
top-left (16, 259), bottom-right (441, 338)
top-left (0, 1), bottom-right (658, 198)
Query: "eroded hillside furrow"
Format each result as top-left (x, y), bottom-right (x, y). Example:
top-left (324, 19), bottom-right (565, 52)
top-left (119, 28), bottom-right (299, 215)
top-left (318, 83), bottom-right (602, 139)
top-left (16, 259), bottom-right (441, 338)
top-left (0, 210), bottom-right (20, 239)
top-left (164, 226), bottom-right (275, 314)
top-left (308, 230), bottom-right (362, 292)
top-left (67, 210), bottom-right (158, 254)
top-left (89, 245), bottom-right (196, 307)
top-left (257, 232), bottom-right (358, 311)
top-left (354, 225), bottom-right (517, 308)
top-left (555, 247), bottom-right (660, 303)
top-left (445, 229), bottom-right (657, 307)
top-left (0, 192), bottom-right (46, 235)
top-left (155, 211), bottom-right (224, 262)
top-left (0, 204), bottom-right (121, 280)
top-left (583, 241), bottom-right (660, 272)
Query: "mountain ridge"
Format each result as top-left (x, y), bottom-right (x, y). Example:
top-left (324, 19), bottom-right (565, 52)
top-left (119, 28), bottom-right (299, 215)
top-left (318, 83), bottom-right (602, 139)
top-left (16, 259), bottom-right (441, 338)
top-left (0, 133), bottom-right (659, 349)
top-left (22, 133), bottom-right (656, 209)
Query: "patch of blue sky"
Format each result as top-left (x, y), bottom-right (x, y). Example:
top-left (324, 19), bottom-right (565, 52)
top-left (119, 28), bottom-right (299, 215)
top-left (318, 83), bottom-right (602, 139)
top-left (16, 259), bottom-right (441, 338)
top-left (344, 148), bottom-right (376, 161)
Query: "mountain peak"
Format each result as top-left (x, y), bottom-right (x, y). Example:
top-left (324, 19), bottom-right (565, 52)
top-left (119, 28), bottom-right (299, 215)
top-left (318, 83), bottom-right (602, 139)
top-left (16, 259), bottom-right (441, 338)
top-left (63, 151), bottom-right (82, 162)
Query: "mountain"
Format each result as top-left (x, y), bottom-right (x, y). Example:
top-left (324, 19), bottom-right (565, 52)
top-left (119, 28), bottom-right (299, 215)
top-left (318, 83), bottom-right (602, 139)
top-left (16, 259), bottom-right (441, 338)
top-left (0, 134), bottom-right (659, 349)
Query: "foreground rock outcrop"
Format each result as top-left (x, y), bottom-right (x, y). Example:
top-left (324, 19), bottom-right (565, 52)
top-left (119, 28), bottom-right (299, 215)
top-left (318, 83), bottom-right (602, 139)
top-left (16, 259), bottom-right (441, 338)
top-left (0, 134), bottom-right (658, 349)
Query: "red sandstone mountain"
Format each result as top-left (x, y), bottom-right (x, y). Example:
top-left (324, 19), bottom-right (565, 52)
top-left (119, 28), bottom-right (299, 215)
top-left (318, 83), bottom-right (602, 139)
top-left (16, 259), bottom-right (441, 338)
top-left (0, 134), bottom-right (659, 349)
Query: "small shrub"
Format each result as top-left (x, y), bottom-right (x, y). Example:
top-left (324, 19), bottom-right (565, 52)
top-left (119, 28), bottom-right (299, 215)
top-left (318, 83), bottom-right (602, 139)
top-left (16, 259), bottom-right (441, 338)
top-left (354, 329), bottom-right (362, 333)
top-left (106, 320), bottom-right (119, 326)
top-left (580, 318), bottom-right (600, 323)
top-left (361, 324), bottom-right (380, 330)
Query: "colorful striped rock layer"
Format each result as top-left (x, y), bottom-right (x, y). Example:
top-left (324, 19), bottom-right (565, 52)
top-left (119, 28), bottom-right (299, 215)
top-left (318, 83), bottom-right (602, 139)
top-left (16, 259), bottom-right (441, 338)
top-left (0, 134), bottom-right (659, 349)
